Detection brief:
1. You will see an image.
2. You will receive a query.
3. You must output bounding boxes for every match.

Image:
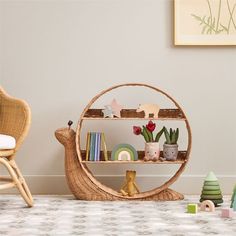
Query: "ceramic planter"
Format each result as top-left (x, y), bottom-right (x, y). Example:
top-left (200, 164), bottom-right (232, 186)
top-left (144, 142), bottom-right (160, 161)
top-left (163, 144), bottom-right (178, 161)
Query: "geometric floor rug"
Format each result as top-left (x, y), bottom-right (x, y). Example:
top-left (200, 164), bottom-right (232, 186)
top-left (0, 195), bottom-right (235, 236)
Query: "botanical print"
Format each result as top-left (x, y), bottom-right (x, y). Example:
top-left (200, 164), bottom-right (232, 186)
top-left (191, 0), bottom-right (236, 35)
top-left (175, 0), bottom-right (236, 45)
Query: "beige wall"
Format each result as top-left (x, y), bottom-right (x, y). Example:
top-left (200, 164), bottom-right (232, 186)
top-left (0, 0), bottom-right (235, 195)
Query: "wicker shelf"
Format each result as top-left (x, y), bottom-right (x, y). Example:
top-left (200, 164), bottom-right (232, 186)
top-left (55, 83), bottom-right (192, 201)
top-left (83, 108), bottom-right (186, 120)
top-left (80, 150), bottom-right (187, 164)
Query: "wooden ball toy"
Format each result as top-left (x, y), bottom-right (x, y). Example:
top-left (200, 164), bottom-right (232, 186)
top-left (200, 200), bottom-right (215, 212)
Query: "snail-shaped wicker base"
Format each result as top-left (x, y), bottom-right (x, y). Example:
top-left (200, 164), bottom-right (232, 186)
top-left (55, 127), bottom-right (184, 201)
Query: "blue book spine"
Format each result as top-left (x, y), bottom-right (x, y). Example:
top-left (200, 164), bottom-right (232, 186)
top-left (97, 133), bottom-right (101, 161)
top-left (94, 133), bottom-right (98, 161)
top-left (89, 132), bottom-right (94, 161)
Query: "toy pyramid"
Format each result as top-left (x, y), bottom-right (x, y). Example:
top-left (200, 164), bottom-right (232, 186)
top-left (200, 171), bottom-right (223, 206)
top-left (230, 184), bottom-right (236, 209)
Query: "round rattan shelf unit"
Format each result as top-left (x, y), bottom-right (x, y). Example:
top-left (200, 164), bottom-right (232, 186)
top-left (74, 83), bottom-right (192, 201)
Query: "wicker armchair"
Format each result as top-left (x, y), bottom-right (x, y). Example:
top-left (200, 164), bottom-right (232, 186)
top-left (0, 87), bottom-right (33, 207)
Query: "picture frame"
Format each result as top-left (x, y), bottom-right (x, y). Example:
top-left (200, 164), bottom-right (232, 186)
top-left (174, 0), bottom-right (236, 45)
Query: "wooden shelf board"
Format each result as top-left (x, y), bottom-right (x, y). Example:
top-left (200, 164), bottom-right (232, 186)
top-left (81, 160), bottom-right (186, 164)
top-left (83, 109), bottom-right (186, 120)
top-left (80, 150), bottom-right (187, 164)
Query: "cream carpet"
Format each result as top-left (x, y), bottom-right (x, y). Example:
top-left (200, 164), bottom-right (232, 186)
top-left (0, 195), bottom-right (235, 236)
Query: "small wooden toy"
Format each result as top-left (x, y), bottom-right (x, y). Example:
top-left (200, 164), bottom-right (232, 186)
top-left (120, 170), bottom-right (140, 197)
top-left (233, 195), bottom-right (236, 211)
top-left (200, 200), bottom-right (215, 212)
top-left (109, 99), bottom-right (123, 118)
top-left (221, 208), bottom-right (234, 218)
top-left (136, 104), bottom-right (160, 119)
top-left (230, 184), bottom-right (236, 209)
top-left (200, 171), bottom-right (223, 206)
top-left (187, 204), bottom-right (198, 214)
top-left (102, 105), bottom-right (114, 118)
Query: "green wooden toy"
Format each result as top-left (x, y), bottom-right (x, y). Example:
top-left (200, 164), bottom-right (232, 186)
top-left (200, 171), bottom-right (223, 206)
top-left (187, 203), bottom-right (198, 214)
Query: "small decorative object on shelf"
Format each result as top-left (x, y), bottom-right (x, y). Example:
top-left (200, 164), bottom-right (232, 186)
top-left (200, 171), bottom-right (223, 206)
top-left (136, 103), bottom-right (160, 119)
top-left (187, 203), bottom-right (198, 214)
top-left (133, 121), bottom-right (164, 161)
top-left (200, 200), bottom-right (215, 212)
top-left (163, 127), bottom-right (179, 161)
top-left (120, 170), bottom-right (140, 197)
top-left (230, 184), bottom-right (236, 210)
top-left (102, 99), bottom-right (123, 118)
top-left (221, 208), bottom-right (234, 218)
top-left (111, 144), bottom-right (138, 161)
top-left (85, 132), bottom-right (108, 161)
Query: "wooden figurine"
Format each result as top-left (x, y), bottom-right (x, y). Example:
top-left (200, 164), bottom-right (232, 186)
top-left (233, 195), bottom-right (236, 211)
top-left (200, 200), bottom-right (215, 212)
top-left (136, 104), bottom-right (160, 119)
top-left (110, 99), bottom-right (123, 118)
top-left (187, 203), bottom-right (198, 214)
top-left (221, 208), bottom-right (234, 218)
top-left (102, 105), bottom-right (114, 118)
top-left (120, 170), bottom-right (140, 197)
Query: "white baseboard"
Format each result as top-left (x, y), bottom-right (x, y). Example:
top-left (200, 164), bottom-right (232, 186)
top-left (1, 175), bottom-right (235, 195)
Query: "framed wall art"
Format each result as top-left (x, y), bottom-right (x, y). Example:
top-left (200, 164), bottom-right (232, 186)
top-left (174, 0), bottom-right (236, 45)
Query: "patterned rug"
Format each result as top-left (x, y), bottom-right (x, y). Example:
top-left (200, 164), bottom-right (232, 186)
top-left (0, 195), bottom-right (235, 236)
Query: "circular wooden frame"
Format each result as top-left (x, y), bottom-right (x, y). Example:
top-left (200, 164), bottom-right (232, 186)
top-left (76, 83), bottom-right (192, 200)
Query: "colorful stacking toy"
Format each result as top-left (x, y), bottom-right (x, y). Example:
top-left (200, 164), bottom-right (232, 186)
top-left (200, 171), bottom-right (223, 206)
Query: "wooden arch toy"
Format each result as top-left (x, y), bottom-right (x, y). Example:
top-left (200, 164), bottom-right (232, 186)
top-left (200, 200), bottom-right (215, 212)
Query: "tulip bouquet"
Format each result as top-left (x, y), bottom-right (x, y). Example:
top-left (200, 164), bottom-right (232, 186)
top-left (133, 121), bottom-right (164, 143)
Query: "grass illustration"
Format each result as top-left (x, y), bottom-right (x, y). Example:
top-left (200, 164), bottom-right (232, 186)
top-left (191, 0), bottom-right (236, 34)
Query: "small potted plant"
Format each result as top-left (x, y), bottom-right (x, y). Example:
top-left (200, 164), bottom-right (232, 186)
top-left (163, 127), bottom-right (179, 161)
top-left (133, 121), bottom-right (164, 161)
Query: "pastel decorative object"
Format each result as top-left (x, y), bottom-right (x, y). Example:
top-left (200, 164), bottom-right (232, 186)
top-left (109, 99), bottom-right (123, 118)
top-left (133, 121), bottom-right (164, 161)
top-left (111, 144), bottom-right (138, 161)
top-left (136, 104), bottom-right (160, 119)
top-left (221, 208), bottom-right (234, 218)
top-left (144, 142), bottom-right (160, 161)
top-left (233, 195), bottom-right (236, 211)
top-left (187, 204), bottom-right (198, 214)
top-left (200, 200), bottom-right (215, 212)
top-left (163, 127), bottom-right (179, 161)
top-left (230, 184), bottom-right (236, 208)
top-left (200, 171), bottom-right (223, 206)
top-left (102, 105), bottom-right (114, 118)
top-left (120, 170), bottom-right (140, 197)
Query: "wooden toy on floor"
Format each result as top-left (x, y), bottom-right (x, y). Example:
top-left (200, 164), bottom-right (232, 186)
top-left (120, 170), bottom-right (140, 197)
top-left (200, 171), bottom-right (223, 206)
top-left (187, 204), bottom-right (198, 214)
top-left (200, 200), bottom-right (215, 212)
top-left (221, 208), bottom-right (234, 218)
top-left (136, 104), bottom-right (160, 119)
top-left (230, 184), bottom-right (236, 209)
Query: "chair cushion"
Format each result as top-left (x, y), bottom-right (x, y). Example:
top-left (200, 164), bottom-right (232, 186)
top-left (0, 134), bottom-right (16, 149)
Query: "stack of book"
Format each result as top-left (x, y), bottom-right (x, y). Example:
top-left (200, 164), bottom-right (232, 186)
top-left (85, 132), bottom-right (108, 161)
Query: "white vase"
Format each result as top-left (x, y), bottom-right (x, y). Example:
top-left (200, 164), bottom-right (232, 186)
top-left (144, 142), bottom-right (160, 161)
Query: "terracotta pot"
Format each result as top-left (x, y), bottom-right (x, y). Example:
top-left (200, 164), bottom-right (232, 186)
top-left (163, 144), bottom-right (178, 161)
top-left (144, 142), bottom-right (160, 161)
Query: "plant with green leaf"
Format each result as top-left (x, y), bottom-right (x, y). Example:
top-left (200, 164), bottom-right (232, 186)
top-left (163, 127), bottom-right (179, 145)
top-left (230, 184), bottom-right (236, 208)
top-left (133, 121), bottom-right (164, 143)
